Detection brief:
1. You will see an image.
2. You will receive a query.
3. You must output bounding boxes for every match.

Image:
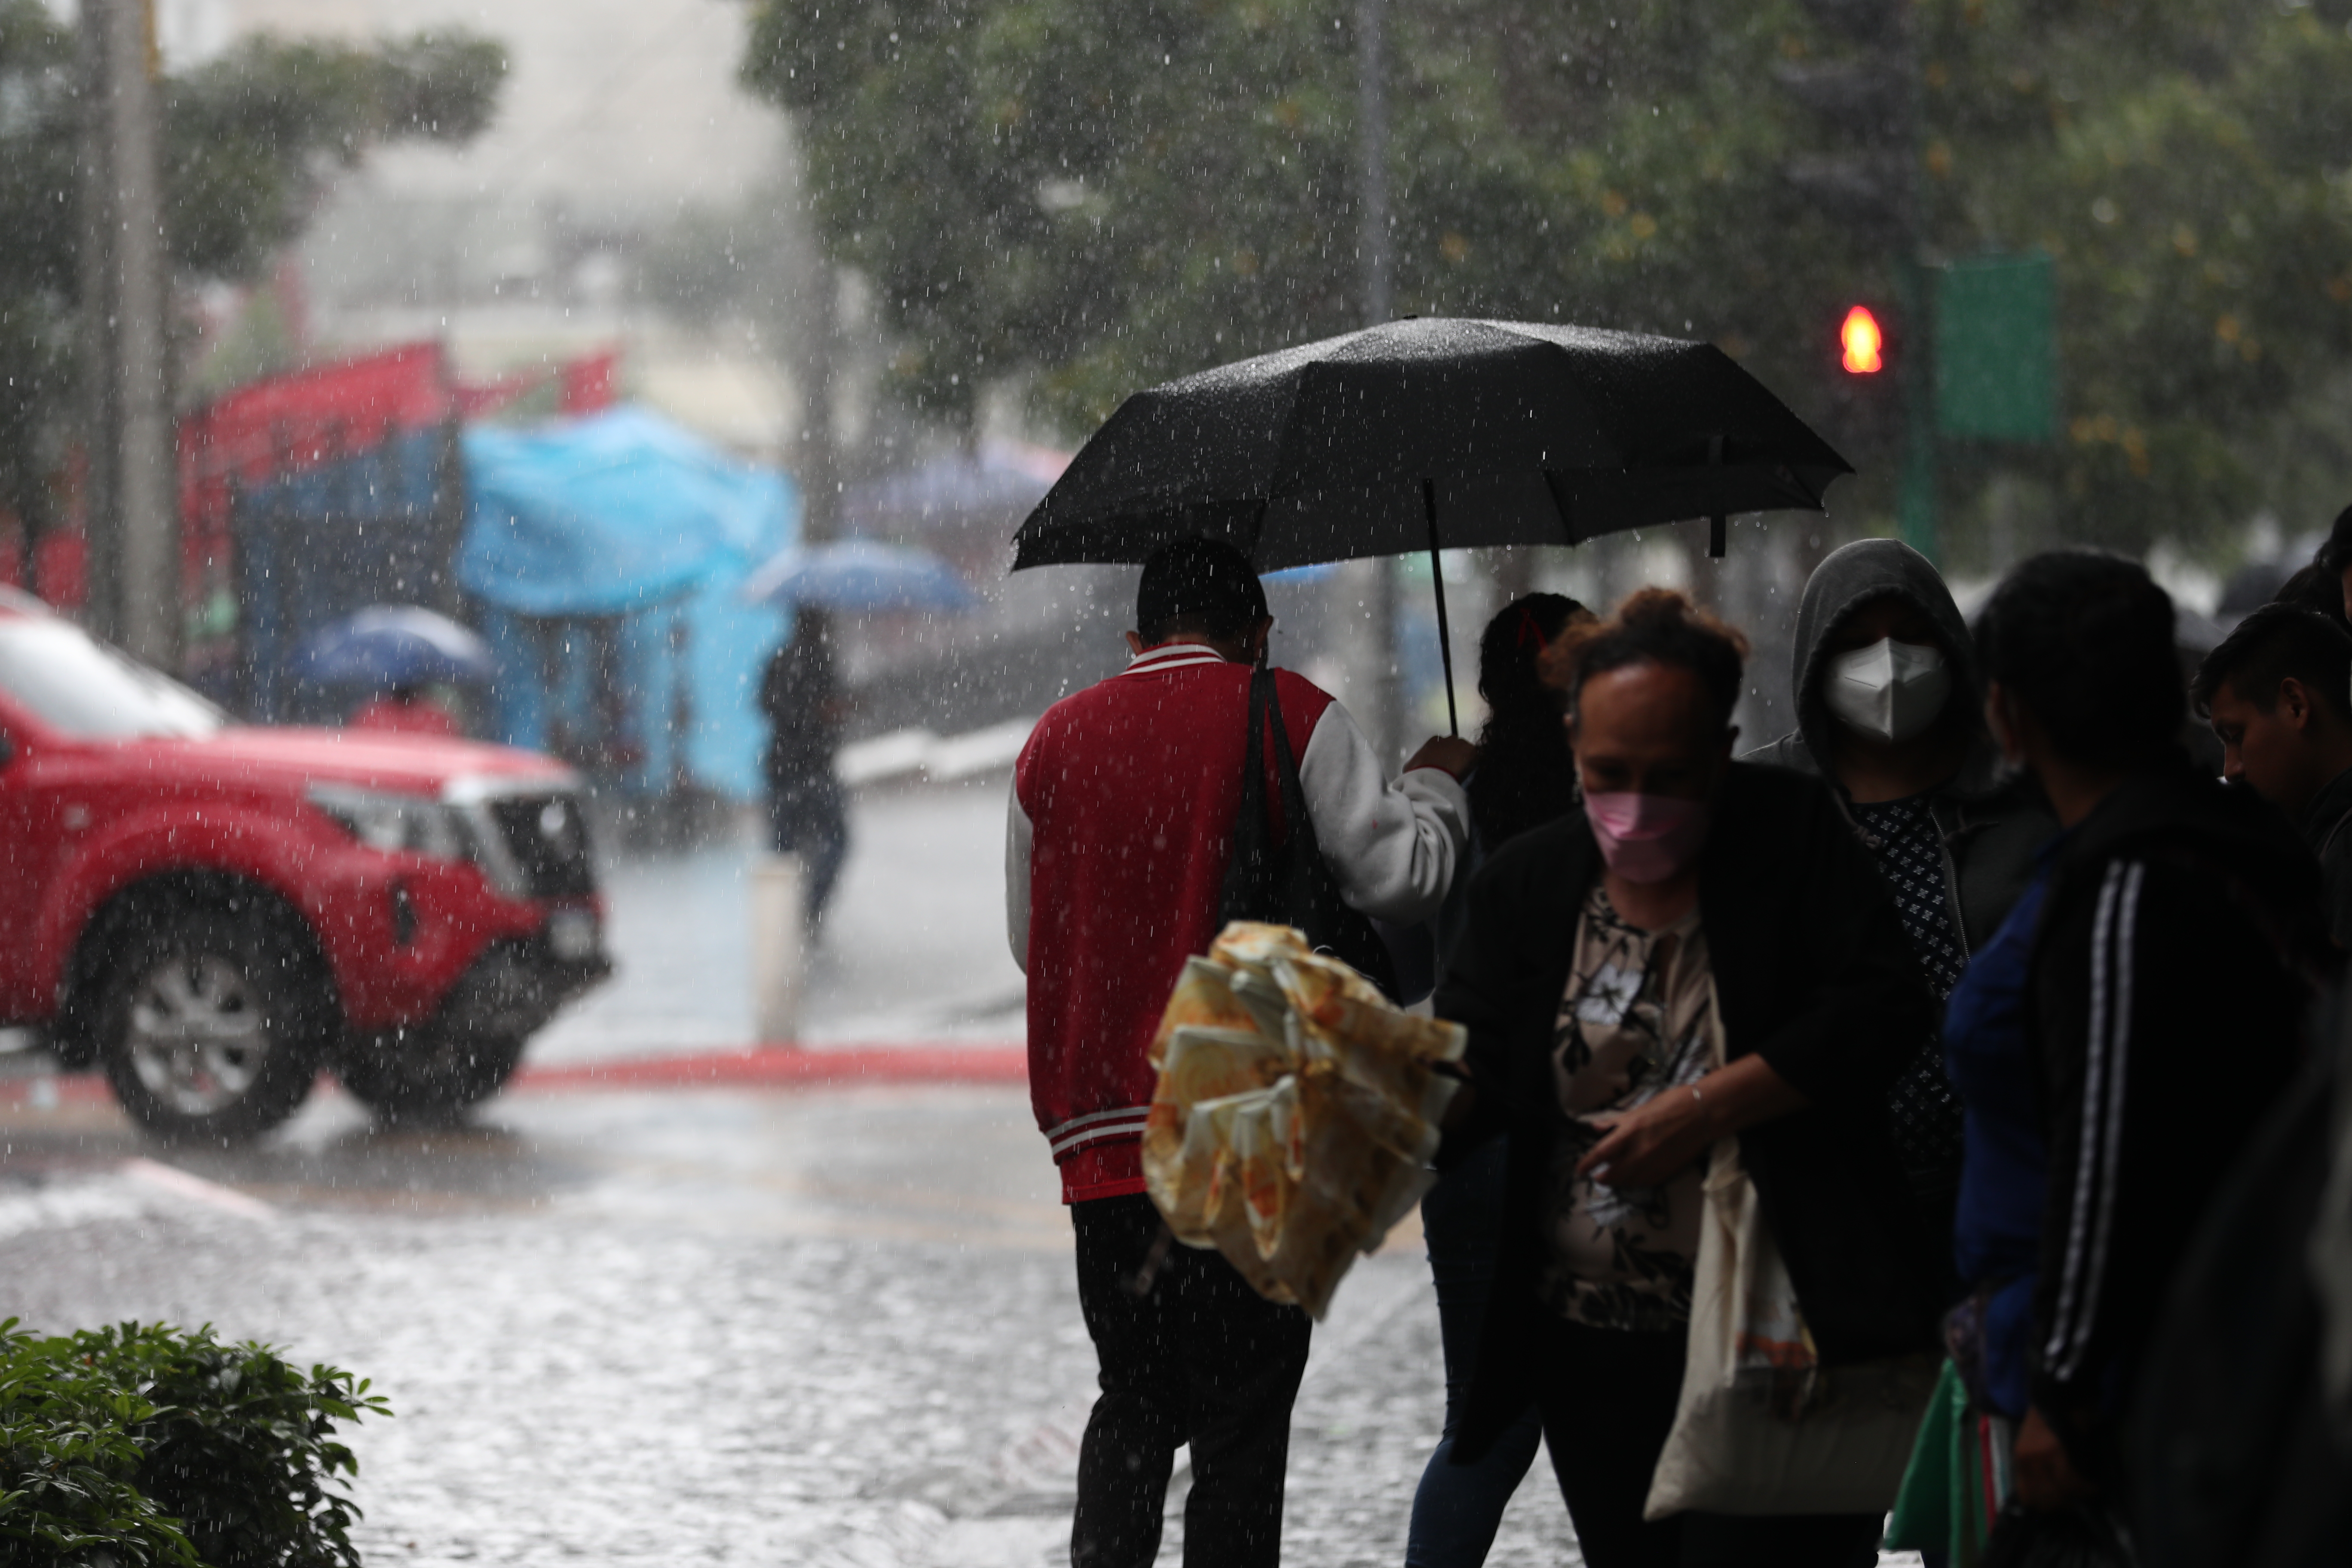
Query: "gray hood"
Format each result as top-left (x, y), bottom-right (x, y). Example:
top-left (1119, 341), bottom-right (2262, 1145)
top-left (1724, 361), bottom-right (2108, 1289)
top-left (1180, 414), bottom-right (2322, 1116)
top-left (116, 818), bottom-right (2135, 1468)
top-left (1746, 537), bottom-right (1983, 783)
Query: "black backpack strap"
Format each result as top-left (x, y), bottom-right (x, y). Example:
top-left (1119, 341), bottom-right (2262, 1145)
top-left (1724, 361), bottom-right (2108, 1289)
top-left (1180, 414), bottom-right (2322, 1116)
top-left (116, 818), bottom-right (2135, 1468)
top-left (1259, 673), bottom-right (1401, 997)
top-left (1217, 668), bottom-right (1279, 927)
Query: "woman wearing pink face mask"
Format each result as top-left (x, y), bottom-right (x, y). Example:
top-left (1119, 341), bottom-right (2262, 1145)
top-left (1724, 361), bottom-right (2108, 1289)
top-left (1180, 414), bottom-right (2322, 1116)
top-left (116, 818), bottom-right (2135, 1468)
top-left (1430, 589), bottom-right (1943, 1568)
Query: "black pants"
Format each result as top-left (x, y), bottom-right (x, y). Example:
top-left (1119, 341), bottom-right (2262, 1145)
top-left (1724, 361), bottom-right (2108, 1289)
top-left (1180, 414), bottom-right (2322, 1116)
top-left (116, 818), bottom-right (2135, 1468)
top-left (1532, 1319), bottom-right (1884, 1568)
top-left (1070, 1192), bottom-right (1312, 1568)
top-left (765, 773), bottom-right (849, 925)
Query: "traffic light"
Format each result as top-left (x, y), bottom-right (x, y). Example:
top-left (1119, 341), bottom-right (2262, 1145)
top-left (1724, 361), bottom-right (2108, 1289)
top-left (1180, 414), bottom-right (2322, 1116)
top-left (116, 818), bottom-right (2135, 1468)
top-left (1822, 300), bottom-right (1903, 467)
top-left (1841, 306), bottom-right (1885, 374)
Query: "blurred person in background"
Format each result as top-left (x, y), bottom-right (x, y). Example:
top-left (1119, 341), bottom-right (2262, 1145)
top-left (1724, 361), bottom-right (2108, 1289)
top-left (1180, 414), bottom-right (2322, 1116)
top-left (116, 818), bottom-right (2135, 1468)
top-left (1940, 552), bottom-right (2325, 1546)
top-left (2311, 502), bottom-right (2352, 627)
top-left (1435, 588), bottom-right (1939, 1568)
top-left (1405, 590), bottom-right (1590, 1568)
top-left (2268, 561), bottom-right (2350, 635)
top-left (1744, 539), bottom-right (2057, 1299)
top-left (760, 610), bottom-right (851, 929)
top-left (1008, 536), bottom-right (1473, 1568)
top-left (2193, 603), bottom-right (2352, 946)
top-left (350, 681), bottom-right (462, 739)
top-left (1463, 593), bottom-right (1592, 853)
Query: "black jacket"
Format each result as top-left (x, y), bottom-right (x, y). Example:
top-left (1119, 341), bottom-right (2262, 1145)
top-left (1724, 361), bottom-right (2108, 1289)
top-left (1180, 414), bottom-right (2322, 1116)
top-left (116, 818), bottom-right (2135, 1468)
top-left (2025, 762), bottom-right (2328, 1474)
top-left (1437, 762), bottom-right (1944, 1460)
top-left (2298, 763), bottom-right (2352, 949)
top-left (759, 637), bottom-right (841, 789)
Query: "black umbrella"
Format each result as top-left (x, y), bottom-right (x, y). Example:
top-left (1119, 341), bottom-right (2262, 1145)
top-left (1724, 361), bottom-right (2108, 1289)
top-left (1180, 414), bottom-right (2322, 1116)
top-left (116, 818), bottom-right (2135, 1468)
top-left (1013, 317), bottom-right (1852, 732)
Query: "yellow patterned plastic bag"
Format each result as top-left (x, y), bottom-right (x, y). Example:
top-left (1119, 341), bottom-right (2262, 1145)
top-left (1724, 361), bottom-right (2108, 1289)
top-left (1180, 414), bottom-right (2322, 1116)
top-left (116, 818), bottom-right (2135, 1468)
top-left (1142, 921), bottom-right (1466, 1319)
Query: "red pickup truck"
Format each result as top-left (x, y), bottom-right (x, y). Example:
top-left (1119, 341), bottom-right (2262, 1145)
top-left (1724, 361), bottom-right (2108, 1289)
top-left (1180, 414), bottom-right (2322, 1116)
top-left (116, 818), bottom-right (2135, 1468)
top-left (0, 591), bottom-right (610, 1141)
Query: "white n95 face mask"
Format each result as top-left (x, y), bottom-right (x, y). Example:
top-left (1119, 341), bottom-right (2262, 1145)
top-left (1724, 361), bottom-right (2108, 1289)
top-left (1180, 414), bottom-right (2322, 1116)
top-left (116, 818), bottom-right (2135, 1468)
top-left (1823, 637), bottom-right (1952, 743)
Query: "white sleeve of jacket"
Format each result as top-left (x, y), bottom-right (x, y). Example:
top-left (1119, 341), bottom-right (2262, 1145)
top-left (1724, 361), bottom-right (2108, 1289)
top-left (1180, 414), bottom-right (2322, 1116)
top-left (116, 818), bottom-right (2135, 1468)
top-left (1005, 783), bottom-right (1033, 974)
top-left (1297, 703), bottom-right (1470, 925)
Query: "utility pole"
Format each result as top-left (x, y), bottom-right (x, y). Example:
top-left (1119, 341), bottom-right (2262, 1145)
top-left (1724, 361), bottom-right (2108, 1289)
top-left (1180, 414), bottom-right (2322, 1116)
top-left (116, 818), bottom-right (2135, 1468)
top-left (80, 0), bottom-right (178, 668)
top-left (1356, 0), bottom-right (1392, 325)
top-left (1354, 0), bottom-right (1403, 762)
top-left (770, 125), bottom-right (840, 546)
top-left (796, 266), bottom-right (842, 547)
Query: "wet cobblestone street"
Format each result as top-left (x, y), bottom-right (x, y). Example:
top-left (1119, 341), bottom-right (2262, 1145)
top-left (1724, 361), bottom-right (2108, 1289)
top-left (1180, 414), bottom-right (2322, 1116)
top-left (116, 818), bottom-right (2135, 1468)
top-left (0, 1082), bottom-right (1617, 1566)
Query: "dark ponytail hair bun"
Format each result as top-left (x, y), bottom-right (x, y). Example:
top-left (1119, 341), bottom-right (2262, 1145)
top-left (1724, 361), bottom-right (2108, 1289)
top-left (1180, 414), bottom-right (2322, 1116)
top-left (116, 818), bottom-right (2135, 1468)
top-left (1468, 592), bottom-right (1588, 849)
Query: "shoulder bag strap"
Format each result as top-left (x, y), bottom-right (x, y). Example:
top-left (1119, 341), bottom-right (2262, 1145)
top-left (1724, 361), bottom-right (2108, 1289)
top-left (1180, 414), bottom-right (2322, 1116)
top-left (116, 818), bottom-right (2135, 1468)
top-left (1217, 667), bottom-right (1280, 927)
top-left (1260, 673), bottom-right (1401, 995)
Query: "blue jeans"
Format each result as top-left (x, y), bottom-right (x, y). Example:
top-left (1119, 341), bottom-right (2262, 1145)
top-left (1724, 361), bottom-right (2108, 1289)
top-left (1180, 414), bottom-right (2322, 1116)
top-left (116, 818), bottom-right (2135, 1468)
top-left (1406, 1137), bottom-right (1546, 1568)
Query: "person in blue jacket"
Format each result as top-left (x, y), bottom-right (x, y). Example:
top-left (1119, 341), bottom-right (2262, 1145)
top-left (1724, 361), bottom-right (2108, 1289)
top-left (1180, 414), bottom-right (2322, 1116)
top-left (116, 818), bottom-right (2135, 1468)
top-left (1948, 552), bottom-right (2327, 1530)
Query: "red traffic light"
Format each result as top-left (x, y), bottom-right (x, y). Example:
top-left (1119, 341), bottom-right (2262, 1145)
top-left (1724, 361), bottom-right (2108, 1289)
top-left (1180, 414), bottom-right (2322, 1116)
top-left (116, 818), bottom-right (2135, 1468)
top-left (1841, 306), bottom-right (1885, 374)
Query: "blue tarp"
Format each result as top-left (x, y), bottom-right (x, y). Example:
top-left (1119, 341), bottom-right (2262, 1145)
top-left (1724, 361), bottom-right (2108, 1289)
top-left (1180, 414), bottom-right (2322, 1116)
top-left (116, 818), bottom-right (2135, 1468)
top-left (459, 407), bottom-right (796, 801)
top-left (461, 407), bottom-right (787, 616)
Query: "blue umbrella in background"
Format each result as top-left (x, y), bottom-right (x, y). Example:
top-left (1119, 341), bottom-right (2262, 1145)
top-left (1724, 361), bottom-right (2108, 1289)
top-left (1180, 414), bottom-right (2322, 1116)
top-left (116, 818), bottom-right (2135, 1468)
top-left (293, 606), bottom-right (497, 687)
top-left (743, 540), bottom-right (981, 615)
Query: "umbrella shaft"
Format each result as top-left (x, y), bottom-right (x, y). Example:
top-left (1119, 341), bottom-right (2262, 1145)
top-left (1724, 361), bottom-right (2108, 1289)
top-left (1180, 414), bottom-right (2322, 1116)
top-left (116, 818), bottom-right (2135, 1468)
top-left (1423, 479), bottom-right (1458, 738)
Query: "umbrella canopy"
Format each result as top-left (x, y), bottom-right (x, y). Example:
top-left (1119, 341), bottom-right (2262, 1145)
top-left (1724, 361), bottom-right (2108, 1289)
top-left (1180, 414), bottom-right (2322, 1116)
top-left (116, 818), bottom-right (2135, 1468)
top-left (743, 540), bottom-right (981, 615)
top-left (291, 606), bottom-right (496, 687)
top-left (1011, 317), bottom-right (1852, 732)
top-left (1012, 317), bottom-right (1850, 573)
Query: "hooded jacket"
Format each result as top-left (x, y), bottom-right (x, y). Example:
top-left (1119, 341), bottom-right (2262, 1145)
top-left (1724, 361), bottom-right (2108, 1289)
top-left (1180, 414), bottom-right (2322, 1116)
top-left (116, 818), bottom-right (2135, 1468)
top-left (2025, 761), bottom-right (2327, 1479)
top-left (1744, 538), bottom-right (2056, 954)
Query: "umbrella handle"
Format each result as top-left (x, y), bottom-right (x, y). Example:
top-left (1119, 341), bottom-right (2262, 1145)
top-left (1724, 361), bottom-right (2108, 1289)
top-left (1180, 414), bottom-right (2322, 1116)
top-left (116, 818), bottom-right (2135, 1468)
top-left (1707, 434), bottom-right (1728, 559)
top-left (1423, 478), bottom-right (1459, 738)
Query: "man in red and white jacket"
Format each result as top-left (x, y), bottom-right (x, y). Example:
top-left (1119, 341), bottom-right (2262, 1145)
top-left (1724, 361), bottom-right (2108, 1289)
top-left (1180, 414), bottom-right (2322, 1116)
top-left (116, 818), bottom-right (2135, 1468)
top-left (1008, 536), bottom-right (1473, 1567)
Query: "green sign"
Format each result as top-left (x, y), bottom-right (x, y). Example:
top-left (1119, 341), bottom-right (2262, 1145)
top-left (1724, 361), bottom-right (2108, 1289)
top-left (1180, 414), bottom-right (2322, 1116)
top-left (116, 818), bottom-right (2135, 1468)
top-left (1935, 253), bottom-right (2057, 444)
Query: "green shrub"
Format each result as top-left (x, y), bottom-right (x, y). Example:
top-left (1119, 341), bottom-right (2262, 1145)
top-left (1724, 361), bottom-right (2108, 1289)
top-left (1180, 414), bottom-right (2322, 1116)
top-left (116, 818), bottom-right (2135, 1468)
top-left (0, 1320), bottom-right (389, 1568)
top-left (0, 1323), bottom-right (195, 1568)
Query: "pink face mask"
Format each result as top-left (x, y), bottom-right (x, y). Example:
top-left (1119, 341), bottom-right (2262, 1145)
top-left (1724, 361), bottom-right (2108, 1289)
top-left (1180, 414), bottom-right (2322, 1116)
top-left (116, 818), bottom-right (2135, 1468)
top-left (1583, 791), bottom-right (1712, 884)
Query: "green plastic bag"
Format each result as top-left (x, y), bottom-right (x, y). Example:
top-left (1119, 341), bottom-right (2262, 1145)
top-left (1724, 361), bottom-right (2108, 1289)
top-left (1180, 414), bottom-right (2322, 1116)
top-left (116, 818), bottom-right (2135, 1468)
top-left (1886, 1358), bottom-right (1972, 1560)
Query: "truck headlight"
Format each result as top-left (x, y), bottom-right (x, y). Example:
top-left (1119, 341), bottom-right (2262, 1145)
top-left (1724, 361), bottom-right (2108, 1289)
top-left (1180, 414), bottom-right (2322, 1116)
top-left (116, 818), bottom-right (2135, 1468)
top-left (307, 784), bottom-right (476, 863)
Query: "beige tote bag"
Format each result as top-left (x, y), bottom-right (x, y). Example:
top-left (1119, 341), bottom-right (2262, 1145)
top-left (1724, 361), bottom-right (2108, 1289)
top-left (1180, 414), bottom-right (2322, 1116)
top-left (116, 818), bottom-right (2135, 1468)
top-left (1643, 998), bottom-right (1938, 1520)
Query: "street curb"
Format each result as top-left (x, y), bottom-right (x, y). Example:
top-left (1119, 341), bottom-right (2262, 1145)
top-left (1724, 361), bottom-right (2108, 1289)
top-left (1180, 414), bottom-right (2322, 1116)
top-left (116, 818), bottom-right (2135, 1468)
top-left (0, 1047), bottom-right (1030, 1107)
top-left (0, 1074), bottom-right (110, 1106)
top-left (511, 1045), bottom-right (1029, 1090)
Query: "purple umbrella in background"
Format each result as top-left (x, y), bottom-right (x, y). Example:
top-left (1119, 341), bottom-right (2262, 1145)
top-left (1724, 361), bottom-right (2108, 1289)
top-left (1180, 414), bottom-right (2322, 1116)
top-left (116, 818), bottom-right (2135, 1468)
top-left (742, 540), bottom-right (982, 616)
top-left (293, 606), bottom-right (496, 687)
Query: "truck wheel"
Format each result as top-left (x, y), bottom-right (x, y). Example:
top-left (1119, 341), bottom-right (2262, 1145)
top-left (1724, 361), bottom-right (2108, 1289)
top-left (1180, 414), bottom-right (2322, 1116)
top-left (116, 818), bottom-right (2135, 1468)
top-left (98, 910), bottom-right (328, 1144)
top-left (337, 1029), bottom-right (527, 1125)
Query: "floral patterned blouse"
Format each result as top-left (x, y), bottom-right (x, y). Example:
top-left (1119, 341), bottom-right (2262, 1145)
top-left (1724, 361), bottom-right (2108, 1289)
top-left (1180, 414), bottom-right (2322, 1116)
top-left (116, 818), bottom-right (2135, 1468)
top-left (1538, 883), bottom-right (1718, 1332)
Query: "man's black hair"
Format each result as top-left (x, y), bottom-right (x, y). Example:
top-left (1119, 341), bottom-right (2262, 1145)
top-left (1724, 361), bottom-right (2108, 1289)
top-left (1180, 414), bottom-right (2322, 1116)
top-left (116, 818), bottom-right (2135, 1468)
top-left (1565, 588), bottom-right (1748, 734)
top-left (1978, 550), bottom-right (2181, 769)
top-left (1135, 536), bottom-right (1268, 645)
top-left (2190, 602), bottom-right (2352, 725)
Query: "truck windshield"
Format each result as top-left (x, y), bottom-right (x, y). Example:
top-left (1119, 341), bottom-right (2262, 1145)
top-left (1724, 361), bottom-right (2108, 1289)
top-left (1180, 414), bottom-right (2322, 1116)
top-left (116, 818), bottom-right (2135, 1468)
top-left (0, 619), bottom-right (226, 740)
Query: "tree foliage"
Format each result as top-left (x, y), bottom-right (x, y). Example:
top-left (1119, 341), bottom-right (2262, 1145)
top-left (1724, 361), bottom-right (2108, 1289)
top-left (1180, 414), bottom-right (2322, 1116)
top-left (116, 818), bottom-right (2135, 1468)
top-left (744, 0), bottom-right (2352, 559)
top-left (164, 29), bottom-right (507, 280)
top-left (0, 2), bottom-right (506, 545)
